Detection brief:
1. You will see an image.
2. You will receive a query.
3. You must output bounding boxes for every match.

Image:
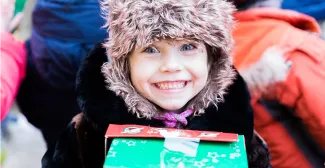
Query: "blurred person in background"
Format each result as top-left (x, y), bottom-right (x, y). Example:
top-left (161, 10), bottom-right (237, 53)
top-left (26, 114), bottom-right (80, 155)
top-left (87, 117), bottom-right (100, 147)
top-left (1, 0), bottom-right (25, 165)
top-left (281, 0), bottom-right (325, 38)
top-left (1, 0), bottom-right (25, 123)
top-left (230, 0), bottom-right (325, 167)
top-left (15, 0), bottom-right (107, 148)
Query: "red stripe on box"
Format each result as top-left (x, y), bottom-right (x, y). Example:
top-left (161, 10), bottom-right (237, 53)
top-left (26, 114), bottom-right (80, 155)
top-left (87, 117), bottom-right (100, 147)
top-left (105, 124), bottom-right (238, 142)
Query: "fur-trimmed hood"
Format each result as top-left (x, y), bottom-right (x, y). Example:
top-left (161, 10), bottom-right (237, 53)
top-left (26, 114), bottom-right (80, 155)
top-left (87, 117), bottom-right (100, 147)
top-left (100, 0), bottom-right (237, 118)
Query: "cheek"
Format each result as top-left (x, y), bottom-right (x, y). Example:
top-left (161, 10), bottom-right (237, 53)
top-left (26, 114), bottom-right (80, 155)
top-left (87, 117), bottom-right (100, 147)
top-left (129, 57), bottom-right (142, 88)
top-left (130, 63), bottom-right (144, 86)
top-left (194, 62), bottom-right (209, 82)
top-left (189, 54), bottom-right (209, 83)
top-left (129, 58), bottom-right (154, 90)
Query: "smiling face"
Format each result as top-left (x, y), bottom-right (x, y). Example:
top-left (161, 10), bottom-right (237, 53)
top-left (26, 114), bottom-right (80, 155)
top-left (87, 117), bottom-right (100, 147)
top-left (129, 39), bottom-right (209, 112)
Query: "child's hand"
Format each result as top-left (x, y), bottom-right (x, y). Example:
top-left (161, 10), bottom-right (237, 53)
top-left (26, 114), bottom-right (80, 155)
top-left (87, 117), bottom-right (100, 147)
top-left (0, 0), bottom-right (23, 32)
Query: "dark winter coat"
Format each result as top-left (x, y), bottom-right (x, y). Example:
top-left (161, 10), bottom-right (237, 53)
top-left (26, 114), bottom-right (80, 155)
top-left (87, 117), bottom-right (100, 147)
top-left (41, 44), bottom-right (271, 168)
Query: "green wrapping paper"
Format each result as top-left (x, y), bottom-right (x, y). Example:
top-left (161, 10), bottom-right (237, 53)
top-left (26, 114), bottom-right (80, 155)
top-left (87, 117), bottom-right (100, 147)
top-left (104, 136), bottom-right (248, 167)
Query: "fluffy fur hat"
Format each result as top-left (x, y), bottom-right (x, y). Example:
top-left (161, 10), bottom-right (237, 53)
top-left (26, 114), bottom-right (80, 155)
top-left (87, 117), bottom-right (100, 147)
top-left (101, 0), bottom-right (237, 118)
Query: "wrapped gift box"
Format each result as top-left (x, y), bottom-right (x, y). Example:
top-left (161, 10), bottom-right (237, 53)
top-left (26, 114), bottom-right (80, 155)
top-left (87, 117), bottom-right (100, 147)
top-left (103, 124), bottom-right (248, 168)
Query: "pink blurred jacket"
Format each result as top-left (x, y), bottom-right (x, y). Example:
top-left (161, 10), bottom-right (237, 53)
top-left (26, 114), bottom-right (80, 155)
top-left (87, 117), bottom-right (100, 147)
top-left (1, 32), bottom-right (26, 121)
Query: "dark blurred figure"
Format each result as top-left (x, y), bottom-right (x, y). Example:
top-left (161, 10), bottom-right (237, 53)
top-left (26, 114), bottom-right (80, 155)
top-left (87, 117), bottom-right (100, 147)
top-left (16, 0), bottom-right (107, 148)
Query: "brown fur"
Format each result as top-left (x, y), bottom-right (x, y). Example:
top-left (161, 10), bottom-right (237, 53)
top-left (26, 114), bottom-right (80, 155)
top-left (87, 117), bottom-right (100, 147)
top-left (100, 0), bottom-right (237, 118)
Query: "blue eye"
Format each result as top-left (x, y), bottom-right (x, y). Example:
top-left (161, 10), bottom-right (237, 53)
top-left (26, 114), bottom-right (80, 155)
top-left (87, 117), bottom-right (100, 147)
top-left (181, 44), bottom-right (195, 51)
top-left (143, 47), bottom-right (159, 53)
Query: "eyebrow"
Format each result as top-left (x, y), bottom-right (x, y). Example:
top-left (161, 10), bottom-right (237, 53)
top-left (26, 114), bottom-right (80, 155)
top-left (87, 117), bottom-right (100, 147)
top-left (139, 44), bottom-right (162, 52)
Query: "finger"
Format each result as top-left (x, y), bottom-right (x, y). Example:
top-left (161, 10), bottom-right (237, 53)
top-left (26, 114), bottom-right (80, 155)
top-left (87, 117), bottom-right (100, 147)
top-left (8, 12), bottom-right (23, 32)
top-left (72, 113), bottom-right (84, 129)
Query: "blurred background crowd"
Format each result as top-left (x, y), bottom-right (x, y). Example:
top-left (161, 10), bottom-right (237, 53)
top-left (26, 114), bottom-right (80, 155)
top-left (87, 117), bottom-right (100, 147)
top-left (1, 0), bottom-right (325, 167)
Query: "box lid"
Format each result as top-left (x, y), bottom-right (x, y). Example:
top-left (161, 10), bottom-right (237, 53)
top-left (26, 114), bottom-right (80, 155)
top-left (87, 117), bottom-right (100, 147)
top-left (105, 124), bottom-right (238, 142)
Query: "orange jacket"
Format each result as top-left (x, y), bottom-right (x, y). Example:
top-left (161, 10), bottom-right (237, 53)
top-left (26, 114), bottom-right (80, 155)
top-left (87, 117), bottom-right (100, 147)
top-left (1, 32), bottom-right (26, 121)
top-left (233, 8), bottom-right (325, 168)
top-left (233, 8), bottom-right (321, 70)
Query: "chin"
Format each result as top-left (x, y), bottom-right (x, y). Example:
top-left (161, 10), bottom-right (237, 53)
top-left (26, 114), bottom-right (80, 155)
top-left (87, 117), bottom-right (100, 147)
top-left (159, 104), bottom-right (186, 112)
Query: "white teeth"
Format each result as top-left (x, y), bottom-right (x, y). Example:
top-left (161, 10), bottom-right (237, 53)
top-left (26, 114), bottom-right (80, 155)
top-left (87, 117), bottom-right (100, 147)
top-left (155, 82), bottom-right (186, 89)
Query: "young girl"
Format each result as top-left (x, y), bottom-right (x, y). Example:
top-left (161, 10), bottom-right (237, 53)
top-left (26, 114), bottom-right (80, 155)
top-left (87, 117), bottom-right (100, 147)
top-left (42, 0), bottom-right (271, 167)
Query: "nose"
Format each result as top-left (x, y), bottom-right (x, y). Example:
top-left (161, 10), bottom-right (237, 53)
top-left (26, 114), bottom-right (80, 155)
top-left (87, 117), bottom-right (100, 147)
top-left (159, 52), bottom-right (184, 73)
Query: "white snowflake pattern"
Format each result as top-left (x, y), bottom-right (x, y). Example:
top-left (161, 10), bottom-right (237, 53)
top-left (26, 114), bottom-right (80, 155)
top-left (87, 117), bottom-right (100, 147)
top-left (230, 152), bottom-right (242, 159)
top-left (221, 154), bottom-right (226, 158)
top-left (193, 160), bottom-right (206, 168)
top-left (230, 143), bottom-right (240, 150)
top-left (171, 157), bottom-right (182, 163)
top-left (236, 149), bottom-right (240, 152)
top-left (212, 158), bottom-right (219, 163)
top-left (107, 151), bottom-right (117, 157)
top-left (147, 130), bottom-right (154, 134)
top-left (122, 140), bottom-right (126, 143)
top-left (112, 140), bottom-right (119, 146)
top-left (202, 159), bottom-right (209, 162)
top-left (206, 166), bottom-right (215, 168)
top-left (141, 140), bottom-right (147, 144)
top-left (234, 153), bottom-right (241, 157)
top-left (126, 141), bottom-right (136, 146)
top-left (229, 152), bottom-right (241, 159)
top-left (147, 128), bottom-right (166, 134)
top-left (207, 152), bottom-right (220, 159)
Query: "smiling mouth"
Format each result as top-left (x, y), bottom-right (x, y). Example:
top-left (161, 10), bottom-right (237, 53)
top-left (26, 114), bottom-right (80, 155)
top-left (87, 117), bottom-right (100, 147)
top-left (154, 81), bottom-right (189, 90)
